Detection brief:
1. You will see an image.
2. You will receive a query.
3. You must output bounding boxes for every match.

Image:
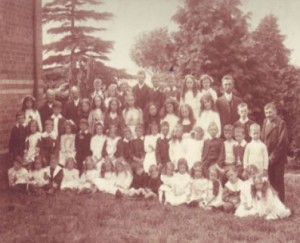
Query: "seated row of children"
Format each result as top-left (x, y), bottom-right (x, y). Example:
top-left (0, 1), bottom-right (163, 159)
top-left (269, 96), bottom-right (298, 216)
top-left (8, 152), bottom-right (290, 221)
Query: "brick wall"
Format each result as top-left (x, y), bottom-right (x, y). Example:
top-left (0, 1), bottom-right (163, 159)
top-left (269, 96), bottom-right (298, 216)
top-left (0, 0), bottom-right (42, 157)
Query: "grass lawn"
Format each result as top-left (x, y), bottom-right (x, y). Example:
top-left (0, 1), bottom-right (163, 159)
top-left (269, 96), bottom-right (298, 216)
top-left (0, 174), bottom-right (300, 243)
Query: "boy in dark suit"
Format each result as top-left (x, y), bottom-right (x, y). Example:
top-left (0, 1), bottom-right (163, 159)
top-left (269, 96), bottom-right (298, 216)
top-left (75, 118), bottom-right (92, 174)
top-left (132, 70), bottom-right (151, 111)
top-left (233, 103), bottom-right (255, 142)
top-left (40, 120), bottom-right (58, 166)
top-left (149, 75), bottom-right (165, 112)
top-left (216, 75), bottom-right (242, 130)
top-left (117, 126), bottom-right (134, 165)
top-left (9, 111), bottom-right (27, 160)
top-left (202, 122), bottom-right (225, 175)
top-left (43, 156), bottom-right (63, 195)
top-left (131, 124), bottom-right (145, 170)
top-left (155, 121), bottom-right (170, 169)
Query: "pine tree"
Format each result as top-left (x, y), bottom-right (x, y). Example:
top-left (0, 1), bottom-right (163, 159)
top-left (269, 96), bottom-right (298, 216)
top-left (43, 0), bottom-right (114, 85)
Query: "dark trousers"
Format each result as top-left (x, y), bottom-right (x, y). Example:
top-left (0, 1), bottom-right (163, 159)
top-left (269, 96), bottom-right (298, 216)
top-left (268, 162), bottom-right (285, 202)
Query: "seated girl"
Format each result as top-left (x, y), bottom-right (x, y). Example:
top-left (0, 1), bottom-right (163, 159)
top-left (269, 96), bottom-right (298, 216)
top-left (251, 174), bottom-right (291, 220)
top-left (78, 156), bottom-right (99, 194)
top-left (8, 159), bottom-right (29, 193)
top-left (159, 162), bottom-right (175, 204)
top-left (28, 157), bottom-right (48, 194)
top-left (200, 166), bottom-right (223, 210)
top-left (61, 157), bottom-right (80, 191)
top-left (165, 158), bottom-right (191, 206)
top-left (186, 162), bottom-right (209, 207)
top-left (222, 167), bottom-right (243, 213)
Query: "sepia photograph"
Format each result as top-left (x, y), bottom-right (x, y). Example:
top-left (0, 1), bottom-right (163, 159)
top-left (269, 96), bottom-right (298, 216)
top-left (0, 0), bottom-right (300, 242)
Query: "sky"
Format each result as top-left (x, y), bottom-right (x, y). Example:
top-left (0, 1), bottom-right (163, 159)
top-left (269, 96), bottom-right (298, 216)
top-left (43, 0), bottom-right (300, 75)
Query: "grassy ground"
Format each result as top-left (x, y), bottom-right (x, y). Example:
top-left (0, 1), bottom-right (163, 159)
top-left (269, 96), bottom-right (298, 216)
top-left (0, 174), bottom-right (300, 243)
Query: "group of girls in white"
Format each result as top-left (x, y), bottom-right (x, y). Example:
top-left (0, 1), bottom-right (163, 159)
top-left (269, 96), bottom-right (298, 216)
top-left (8, 71), bottom-right (291, 220)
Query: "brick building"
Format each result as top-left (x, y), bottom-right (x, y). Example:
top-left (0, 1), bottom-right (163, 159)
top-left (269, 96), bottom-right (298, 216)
top-left (0, 0), bottom-right (42, 156)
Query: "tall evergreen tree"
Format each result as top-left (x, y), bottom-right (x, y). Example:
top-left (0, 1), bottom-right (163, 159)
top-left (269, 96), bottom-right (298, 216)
top-left (43, 0), bottom-right (114, 84)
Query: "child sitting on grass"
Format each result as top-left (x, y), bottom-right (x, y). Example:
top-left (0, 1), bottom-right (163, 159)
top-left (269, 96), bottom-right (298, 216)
top-left (142, 165), bottom-right (162, 199)
top-left (159, 162), bottom-right (175, 204)
top-left (61, 157), bottom-right (80, 191)
top-left (165, 158), bottom-right (191, 206)
top-left (78, 156), bottom-right (98, 194)
top-left (200, 166), bottom-right (223, 210)
top-left (28, 157), bottom-right (48, 194)
top-left (222, 167), bottom-right (243, 213)
top-left (43, 156), bottom-right (63, 195)
top-left (128, 163), bottom-right (149, 197)
top-left (8, 158), bottom-right (29, 193)
top-left (186, 162), bottom-right (209, 207)
top-left (251, 174), bottom-right (291, 220)
top-left (235, 165), bottom-right (259, 217)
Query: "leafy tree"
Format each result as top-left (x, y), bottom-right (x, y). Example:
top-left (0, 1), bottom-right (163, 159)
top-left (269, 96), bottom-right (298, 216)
top-left (43, 0), bottom-right (114, 84)
top-left (130, 28), bottom-right (176, 74)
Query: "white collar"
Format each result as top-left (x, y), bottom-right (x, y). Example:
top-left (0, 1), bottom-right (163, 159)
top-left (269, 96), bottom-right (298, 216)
top-left (138, 83), bottom-right (145, 89)
top-left (74, 99), bottom-right (80, 106)
top-left (42, 131), bottom-right (57, 139)
top-left (80, 130), bottom-right (89, 134)
top-left (47, 103), bottom-right (53, 108)
top-left (160, 134), bottom-right (168, 139)
top-left (136, 136), bottom-right (144, 140)
top-left (51, 114), bottom-right (62, 119)
top-left (239, 117), bottom-right (249, 124)
top-left (153, 87), bottom-right (160, 91)
top-left (123, 138), bottom-right (130, 142)
top-left (109, 112), bottom-right (117, 119)
top-left (48, 166), bottom-right (62, 177)
top-left (224, 92), bottom-right (232, 102)
top-left (15, 123), bottom-right (25, 128)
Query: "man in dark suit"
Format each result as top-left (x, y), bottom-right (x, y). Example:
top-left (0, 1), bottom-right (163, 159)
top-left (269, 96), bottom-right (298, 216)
top-left (132, 70), bottom-right (151, 111)
top-left (261, 103), bottom-right (289, 202)
top-left (63, 86), bottom-right (81, 125)
top-left (39, 89), bottom-right (55, 128)
top-left (216, 75), bottom-right (242, 134)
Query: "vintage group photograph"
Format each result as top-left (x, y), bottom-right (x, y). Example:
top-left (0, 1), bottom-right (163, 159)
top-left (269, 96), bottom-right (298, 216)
top-left (0, 0), bottom-right (300, 242)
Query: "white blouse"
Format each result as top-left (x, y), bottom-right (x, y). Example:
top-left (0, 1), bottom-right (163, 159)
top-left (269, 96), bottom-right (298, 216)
top-left (195, 110), bottom-right (221, 139)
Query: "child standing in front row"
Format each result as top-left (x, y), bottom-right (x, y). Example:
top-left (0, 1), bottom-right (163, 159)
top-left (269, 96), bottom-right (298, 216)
top-left (155, 121), bottom-right (170, 169)
top-left (243, 123), bottom-right (268, 175)
top-left (24, 120), bottom-right (41, 169)
top-left (233, 126), bottom-right (247, 177)
top-left (9, 111), bottom-right (27, 160)
top-left (40, 120), bottom-right (57, 166)
top-left (102, 125), bottom-right (121, 163)
top-left (131, 124), bottom-right (145, 170)
top-left (90, 122), bottom-right (106, 164)
top-left (59, 120), bottom-right (76, 167)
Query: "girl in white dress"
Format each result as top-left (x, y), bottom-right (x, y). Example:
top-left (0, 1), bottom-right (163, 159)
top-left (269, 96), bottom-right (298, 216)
top-left (143, 122), bottom-right (160, 173)
top-left (61, 157), bottom-right (80, 190)
top-left (169, 124), bottom-right (188, 169)
top-left (28, 158), bottom-right (48, 194)
top-left (8, 159), bottom-right (29, 192)
top-left (165, 159), bottom-right (191, 206)
top-left (88, 95), bottom-right (105, 134)
top-left (123, 94), bottom-right (143, 137)
top-left (160, 97), bottom-right (179, 139)
top-left (198, 74), bottom-right (218, 102)
top-left (159, 162), bottom-right (175, 204)
top-left (59, 120), bottom-right (76, 167)
top-left (24, 120), bottom-right (42, 168)
top-left (22, 95), bottom-right (42, 132)
top-left (94, 159), bottom-right (117, 194)
top-left (180, 75), bottom-right (201, 118)
top-left (78, 156), bottom-right (99, 193)
top-left (187, 162), bottom-right (209, 206)
top-left (178, 104), bottom-right (195, 137)
top-left (186, 127), bottom-right (205, 170)
top-left (196, 93), bottom-right (221, 139)
top-left (90, 122), bottom-right (106, 165)
top-left (251, 174), bottom-right (291, 220)
top-left (200, 166), bottom-right (223, 209)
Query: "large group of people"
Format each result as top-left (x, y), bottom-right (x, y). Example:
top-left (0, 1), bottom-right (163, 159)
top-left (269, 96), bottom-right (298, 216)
top-left (7, 71), bottom-right (291, 220)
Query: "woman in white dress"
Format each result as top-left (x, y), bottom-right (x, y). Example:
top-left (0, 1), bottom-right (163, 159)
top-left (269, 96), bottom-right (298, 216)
top-left (196, 93), bottom-right (221, 139)
top-left (180, 75), bottom-right (201, 118)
